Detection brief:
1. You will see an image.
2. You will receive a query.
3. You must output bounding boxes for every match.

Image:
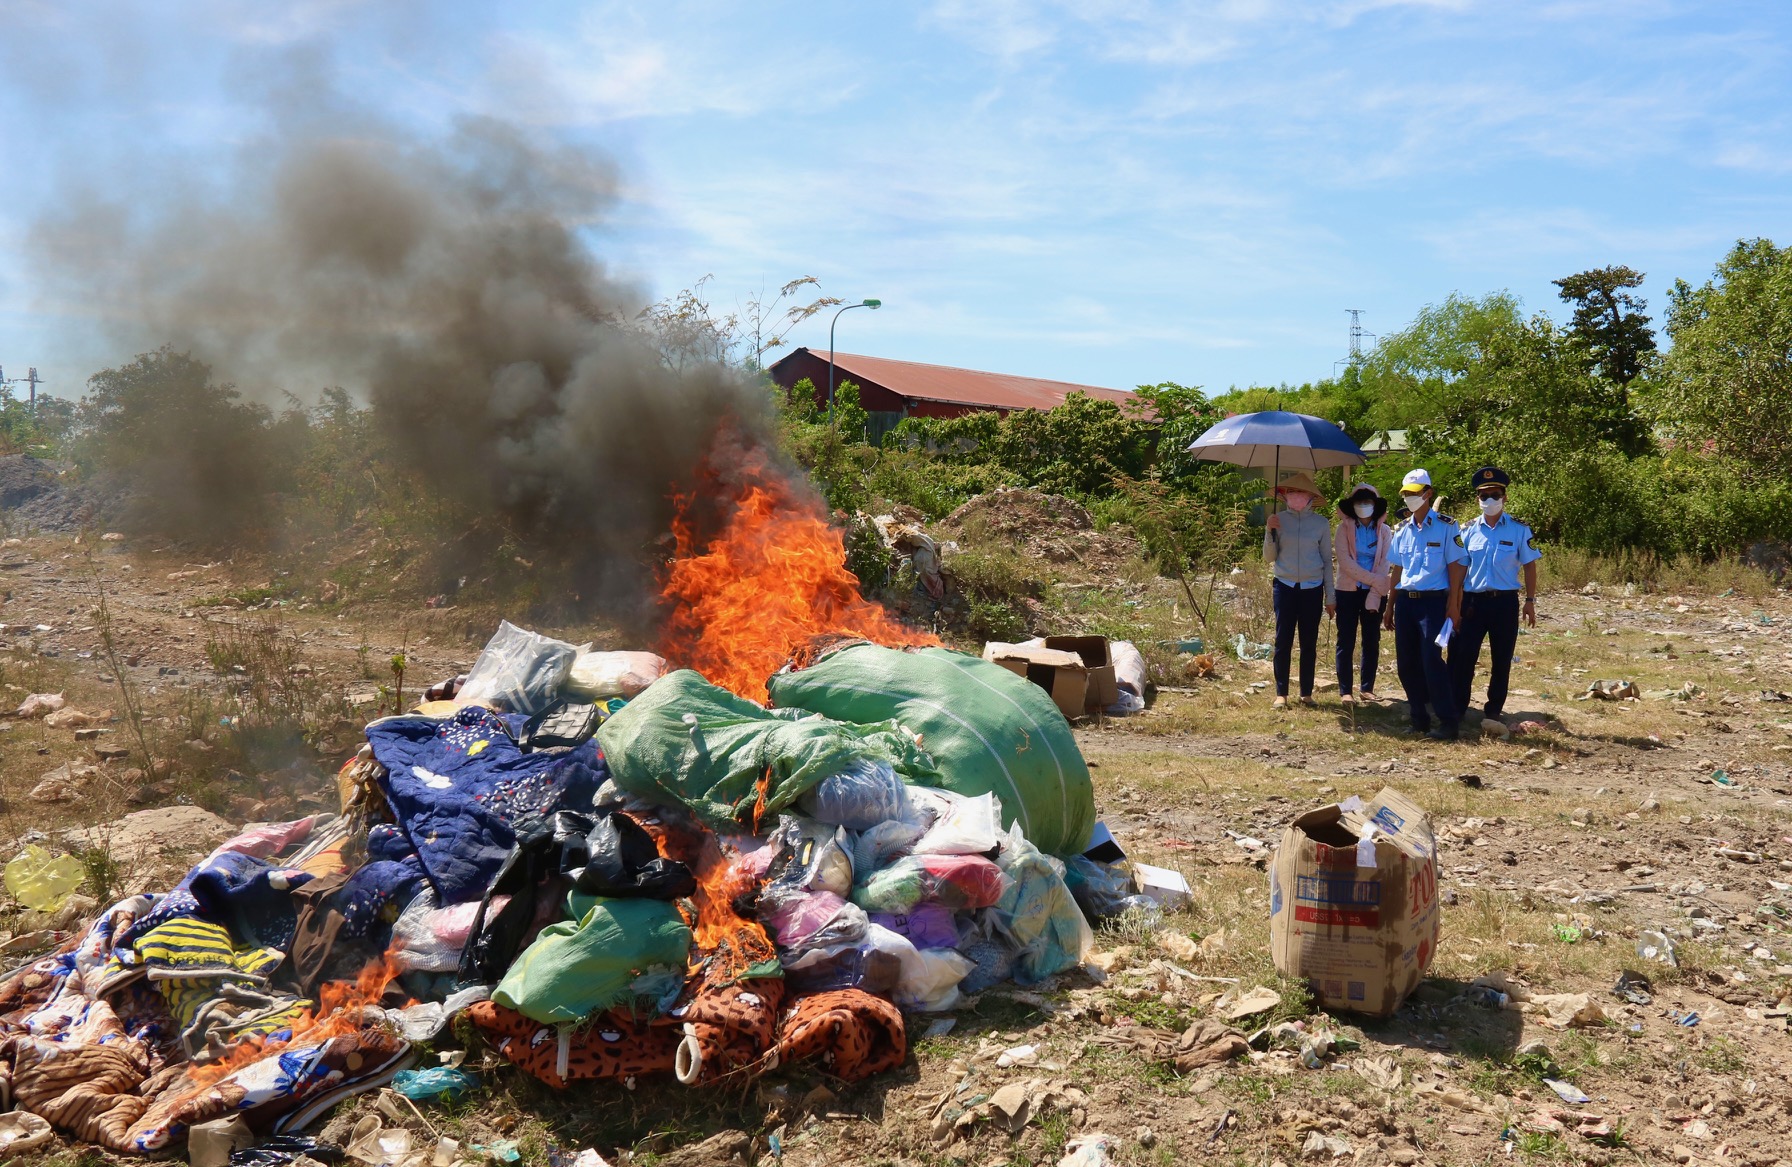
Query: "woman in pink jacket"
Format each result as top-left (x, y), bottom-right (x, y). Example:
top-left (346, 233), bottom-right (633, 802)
top-left (1333, 483), bottom-right (1393, 705)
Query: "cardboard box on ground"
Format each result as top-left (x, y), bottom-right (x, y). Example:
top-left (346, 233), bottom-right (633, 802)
top-left (981, 635), bottom-right (1120, 719)
top-left (1269, 788), bottom-right (1439, 1018)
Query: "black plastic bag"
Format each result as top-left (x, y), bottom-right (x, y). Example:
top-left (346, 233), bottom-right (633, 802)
top-left (231, 1135), bottom-right (345, 1165)
top-left (575, 813), bottom-right (695, 900)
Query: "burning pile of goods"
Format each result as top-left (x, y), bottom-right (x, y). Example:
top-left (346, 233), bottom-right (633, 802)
top-left (0, 458), bottom-right (1141, 1162)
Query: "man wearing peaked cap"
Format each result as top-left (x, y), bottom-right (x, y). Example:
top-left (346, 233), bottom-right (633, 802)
top-left (1450, 466), bottom-right (1542, 731)
top-left (1383, 467), bottom-right (1467, 740)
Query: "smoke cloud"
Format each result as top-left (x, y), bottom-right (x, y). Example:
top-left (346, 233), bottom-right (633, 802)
top-left (31, 105), bottom-right (777, 617)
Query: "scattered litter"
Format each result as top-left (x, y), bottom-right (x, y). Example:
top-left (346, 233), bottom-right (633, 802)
top-left (1636, 930), bottom-right (1679, 966)
top-left (1581, 679), bottom-right (1638, 701)
top-left (0, 1111), bottom-right (53, 1154)
top-left (1301, 1131), bottom-right (1354, 1159)
top-left (1612, 971), bottom-right (1653, 1005)
top-left (921, 1017), bottom-right (958, 1040)
top-left (1543, 1078), bottom-right (1592, 1105)
top-left (1551, 923), bottom-right (1582, 944)
top-left (996, 1043), bottom-right (1039, 1068)
top-left (4, 844), bottom-right (86, 913)
top-left (1087, 1018), bottom-right (1249, 1071)
top-left (1671, 1010), bottom-right (1701, 1027)
top-left (12, 692), bottom-right (64, 718)
top-left (1132, 863), bottom-right (1192, 911)
top-left (1352, 1055), bottom-right (1404, 1092)
top-left (1231, 633), bottom-right (1273, 661)
top-left (1058, 1133), bottom-right (1115, 1167)
top-left (1526, 992), bottom-right (1608, 1029)
top-left (1711, 770), bottom-right (1736, 787)
top-left (1216, 985), bottom-right (1283, 1021)
top-left (392, 1066), bottom-right (480, 1103)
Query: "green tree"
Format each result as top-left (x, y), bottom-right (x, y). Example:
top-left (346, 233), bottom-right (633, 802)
top-left (1553, 265), bottom-right (1657, 385)
top-left (75, 347), bottom-right (286, 543)
top-left (1658, 238), bottom-right (1792, 483)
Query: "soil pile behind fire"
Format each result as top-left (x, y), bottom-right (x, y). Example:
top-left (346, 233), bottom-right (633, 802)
top-left (938, 487), bottom-right (1143, 577)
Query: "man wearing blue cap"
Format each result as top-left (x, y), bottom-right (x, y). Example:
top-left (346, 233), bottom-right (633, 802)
top-left (1451, 466), bottom-right (1542, 729)
top-left (1382, 468), bottom-right (1467, 740)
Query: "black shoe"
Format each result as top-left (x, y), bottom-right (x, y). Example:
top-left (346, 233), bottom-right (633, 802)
top-left (1406, 724), bottom-right (1430, 736)
top-left (1426, 725), bottom-right (1459, 742)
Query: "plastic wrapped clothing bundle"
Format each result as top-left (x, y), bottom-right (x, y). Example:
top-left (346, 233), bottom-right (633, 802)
top-left (762, 816), bottom-right (854, 900)
top-left (852, 819), bottom-right (926, 875)
top-left (458, 621), bottom-right (582, 715)
top-left (861, 924), bottom-right (975, 1012)
top-left (564, 651), bottom-right (667, 700)
top-left (595, 670), bottom-right (940, 832)
top-left (869, 903), bottom-right (958, 950)
top-left (799, 759), bottom-right (909, 830)
top-left (767, 644), bottom-right (1096, 856)
top-left (852, 853), bottom-right (1008, 914)
top-left (909, 789), bottom-right (1005, 856)
top-left (986, 827), bottom-right (1093, 983)
top-left (1063, 856), bottom-right (1145, 922)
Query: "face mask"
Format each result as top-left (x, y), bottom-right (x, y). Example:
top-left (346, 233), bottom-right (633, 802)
top-left (1479, 496), bottom-right (1504, 516)
top-left (1354, 502), bottom-right (1375, 519)
top-left (1285, 493), bottom-right (1310, 512)
top-left (1403, 494), bottom-right (1426, 513)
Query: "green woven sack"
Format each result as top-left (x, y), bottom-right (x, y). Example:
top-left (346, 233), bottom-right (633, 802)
top-left (493, 894), bottom-right (691, 1024)
top-left (767, 645), bottom-right (1094, 856)
top-left (594, 669), bottom-right (938, 831)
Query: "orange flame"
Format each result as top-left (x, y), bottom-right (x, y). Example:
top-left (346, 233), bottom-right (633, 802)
top-left (660, 448), bottom-right (935, 702)
top-left (183, 956), bottom-right (404, 1088)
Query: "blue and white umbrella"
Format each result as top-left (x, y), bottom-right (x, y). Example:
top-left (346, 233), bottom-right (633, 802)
top-left (1185, 410), bottom-right (1366, 473)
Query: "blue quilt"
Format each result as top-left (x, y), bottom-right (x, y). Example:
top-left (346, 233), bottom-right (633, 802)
top-left (366, 707), bottom-right (606, 905)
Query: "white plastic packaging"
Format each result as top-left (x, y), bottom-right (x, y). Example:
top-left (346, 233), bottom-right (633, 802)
top-left (564, 651), bottom-right (668, 700)
top-left (458, 622), bottom-right (581, 714)
top-left (866, 923), bottom-right (974, 1012)
top-left (910, 790), bottom-right (1004, 856)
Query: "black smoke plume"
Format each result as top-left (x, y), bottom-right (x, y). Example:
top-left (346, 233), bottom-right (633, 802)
top-left (32, 114), bottom-right (774, 617)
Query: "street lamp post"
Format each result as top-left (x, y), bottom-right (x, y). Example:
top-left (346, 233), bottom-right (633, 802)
top-left (828, 298), bottom-right (882, 420)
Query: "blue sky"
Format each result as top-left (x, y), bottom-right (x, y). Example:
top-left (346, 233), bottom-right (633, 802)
top-left (2, 0), bottom-right (1789, 400)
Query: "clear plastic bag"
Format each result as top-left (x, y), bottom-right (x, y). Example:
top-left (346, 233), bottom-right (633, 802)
top-left (390, 886), bottom-right (510, 972)
top-left (763, 891), bottom-right (867, 951)
top-left (865, 923), bottom-right (974, 1012)
top-left (564, 651), bottom-right (667, 700)
top-left (4, 845), bottom-right (85, 913)
top-left (910, 790), bottom-right (1004, 856)
top-left (458, 621), bottom-right (581, 715)
top-left (1063, 856), bottom-right (1141, 923)
top-left (851, 820), bottom-right (925, 875)
top-left (764, 816), bottom-right (854, 899)
top-left (800, 759), bottom-right (909, 830)
top-left (988, 826), bottom-right (1093, 983)
top-left (781, 937), bottom-right (902, 996)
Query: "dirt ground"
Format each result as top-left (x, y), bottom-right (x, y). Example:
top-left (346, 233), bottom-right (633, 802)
top-left (2, 527), bottom-right (1791, 1167)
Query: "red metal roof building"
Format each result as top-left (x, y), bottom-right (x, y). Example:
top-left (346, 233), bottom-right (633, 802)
top-left (767, 347), bottom-right (1142, 419)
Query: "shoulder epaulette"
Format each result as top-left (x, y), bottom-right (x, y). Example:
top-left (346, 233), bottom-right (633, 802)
top-left (1437, 512), bottom-right (1456, 525)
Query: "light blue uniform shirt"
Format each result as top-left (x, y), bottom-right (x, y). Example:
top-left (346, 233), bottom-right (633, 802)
top-left (1461, 512), bottom-right (1542, 592)
top-left (1388, 509), bottom-right (1467, 591)
top-left (1353, 525), bottom-right (1378, 575)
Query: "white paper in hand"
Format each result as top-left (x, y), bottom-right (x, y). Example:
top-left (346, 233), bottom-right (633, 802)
top-left (1434, 617), bottom-right (1453, 647)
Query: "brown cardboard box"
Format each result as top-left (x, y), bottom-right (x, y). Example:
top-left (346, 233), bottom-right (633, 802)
top-left (1268, 788), bottom-right (1439, 1017)
top-left (1041, 635), bottom-right (1121, 711)
top-left (981, 643), bottom-right (1089, 719)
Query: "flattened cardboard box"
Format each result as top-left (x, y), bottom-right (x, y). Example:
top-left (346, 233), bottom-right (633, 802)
top-left (1268, 787), bottom-right (1439, 1017)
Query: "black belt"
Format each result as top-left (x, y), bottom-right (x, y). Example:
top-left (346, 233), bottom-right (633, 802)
top-left (1466, 589), bottom-right (1520, 597)
top-left (1400, 589), bottom-right (1446, 600)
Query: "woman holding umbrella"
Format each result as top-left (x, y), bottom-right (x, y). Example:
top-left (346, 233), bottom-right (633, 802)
top-left (1263, 472), bottom-right (1334, 708)
top-left (1185, 410), bottom-right (1365, 710)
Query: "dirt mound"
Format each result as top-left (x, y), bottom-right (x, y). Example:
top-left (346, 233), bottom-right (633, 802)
top-left (940, 487), bottom-right (1144, 576)
top-left (0, 455), bottom-right (58, 509)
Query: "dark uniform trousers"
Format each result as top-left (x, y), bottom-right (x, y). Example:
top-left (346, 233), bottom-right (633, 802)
top-left (1451, 590), bottom-right (1520, 721)
top-left (1394, 589), bottom-right (1456, 732)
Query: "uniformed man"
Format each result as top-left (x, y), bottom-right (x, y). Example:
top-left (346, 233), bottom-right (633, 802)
top-left (1450, 465), bottom-right (1542, 728)
top-left (1382, 468), bottom-right (1467, 740)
